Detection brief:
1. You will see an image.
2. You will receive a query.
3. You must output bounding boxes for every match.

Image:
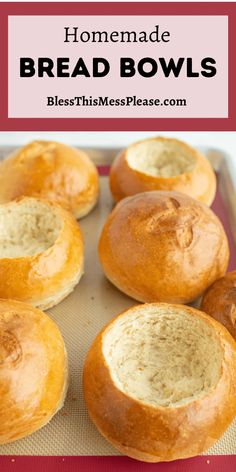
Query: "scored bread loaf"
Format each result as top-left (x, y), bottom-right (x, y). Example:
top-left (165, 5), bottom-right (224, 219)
top-left (201, 271), bottom-right (236, 340)
top-left (0, 299), bottom-right (68, 445)
top-left (0, 140), bottom-right (99, 219)
top-left (99, 191), bottom-right (229, 304)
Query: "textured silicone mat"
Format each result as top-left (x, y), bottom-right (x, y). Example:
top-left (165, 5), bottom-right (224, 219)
top-left (0, 174), bottom-right (235, 457)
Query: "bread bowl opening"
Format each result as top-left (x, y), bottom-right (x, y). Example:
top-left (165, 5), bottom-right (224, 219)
top-left (126, 140), bottom-right (196, 177)
top-left (0, 199), bottom-right (62, 258)
top-left (103, 305), bottom-right (222, 407)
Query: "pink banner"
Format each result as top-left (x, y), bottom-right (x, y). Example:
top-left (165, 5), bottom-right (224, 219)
top-left (8, 15), bottom-right (228, 119)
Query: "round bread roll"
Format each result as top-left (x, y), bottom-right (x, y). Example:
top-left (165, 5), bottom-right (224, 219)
top-left (0, 196), bottom-right (84, 309)
top-left (201, 271), bottom-right (236, 340)
top-left (0, 140), bottom-right (99, 219)
top-left (98, 191), bottom-right (229, 304)
top-left (83, 303), bottom-right (236, 462)
top-left (110, 137), bottom-right (216, 206)
top-left (0, 298), bottom-right (67, 445)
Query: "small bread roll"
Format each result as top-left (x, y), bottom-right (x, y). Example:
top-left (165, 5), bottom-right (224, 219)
top-left (0, 140), bottom-right (99, 219)
top-left (0, 197), bottom-right (84, 309)
top-left (0, 299), bottom-right (67, 445)
top-left (201, 271), bottom-right (236, 340)
top-left (99, 191), bottom-right (229, 304)
top-left (83, 303), bottom-right (236, 462)
top-left (110, 137), bottom-right (216, 206)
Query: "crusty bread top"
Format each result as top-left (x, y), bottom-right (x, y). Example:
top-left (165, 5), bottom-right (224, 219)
top-left (99, 191), bottom-right (229, 303)
top-left (0, 197), bottom-right (62, 258)
top-left (201, 271), bottom-right (236, 340)
top-left (126, 138), bottom-right (196, 177)
top-left (103, 304), bottom-right (223, 408)
top-left (0, 298), bottom-right (67, 444)
top-left (0, 140), bottom-right (99, 219)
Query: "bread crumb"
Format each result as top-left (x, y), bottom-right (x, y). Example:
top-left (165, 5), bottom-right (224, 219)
top-left (103, 306), bottom-right (223, 407)
top-left (127, 139), bottom-right (196, 177)
top-left (0, 199), bottom-right (62, 258)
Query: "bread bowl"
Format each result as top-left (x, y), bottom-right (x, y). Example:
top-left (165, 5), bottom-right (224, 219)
top-left (0, 196), bottom-right (84, 309)
top-left (201, 271), bottom-right (236, 340)
top-left (98, 191), bottom-right (229, 304)
top-left (0, 298), bottom-right (67, 445)
top-left (83, 303), bottom-right (236, 462)
top-left (110, 137), bottom-right (216, 206)
top-left (0, 140), bottom-right (99, 219)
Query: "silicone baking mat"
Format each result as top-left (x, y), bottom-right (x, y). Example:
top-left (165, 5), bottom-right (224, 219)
top-left (0, 167), bottom-right (236, 471)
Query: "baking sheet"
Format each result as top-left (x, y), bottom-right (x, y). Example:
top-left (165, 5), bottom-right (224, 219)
top-left (0, 151), bottom-right (236, 457)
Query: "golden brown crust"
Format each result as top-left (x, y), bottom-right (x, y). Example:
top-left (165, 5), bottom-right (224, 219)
top-left (0, 197), bottom-right (84, 308)
top-left (83, 303), bottom-right (236, 462)
top-left (110, 137), bottom-right (216, 206)
top-left (0, 299), bottom-right (67, 445)
top-left (0, 141), bottom-right (99, 219)
top-left (201, 271), bottom-right (236, 340)
top-left (98, 191), bottom-right (229, 304)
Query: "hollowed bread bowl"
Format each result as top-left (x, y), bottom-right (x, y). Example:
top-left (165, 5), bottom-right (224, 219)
top-left (83, 303), bottom-right (236, 462)
top-left (0, 196), bottom-right (84, 309)
top-left (110, 137), bottom-right (216, 206)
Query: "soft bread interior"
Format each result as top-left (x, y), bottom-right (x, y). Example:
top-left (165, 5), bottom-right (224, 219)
top-left (0, 199), bottom-right (62, 258)
top-left (126, 140), bottom-right (196, 177)
top-left (103, 305), bottom-right (223, 407)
